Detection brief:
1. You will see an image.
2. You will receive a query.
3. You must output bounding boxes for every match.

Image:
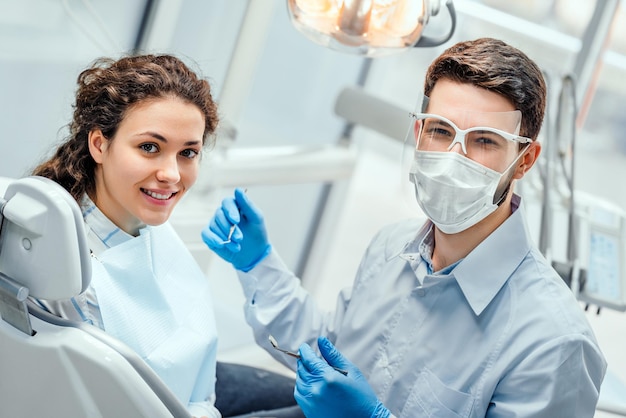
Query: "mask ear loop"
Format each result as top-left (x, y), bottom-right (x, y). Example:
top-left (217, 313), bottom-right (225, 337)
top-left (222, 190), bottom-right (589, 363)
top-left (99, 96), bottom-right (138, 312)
top-left (492, 142), bottom-right (532, 205)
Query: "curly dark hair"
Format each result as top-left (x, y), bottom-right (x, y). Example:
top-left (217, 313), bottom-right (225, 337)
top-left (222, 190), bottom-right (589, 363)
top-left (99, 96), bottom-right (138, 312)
top-left (32, 54), bottom-right (219, 202)
top-left (424, 37), bottom-right (546, 141)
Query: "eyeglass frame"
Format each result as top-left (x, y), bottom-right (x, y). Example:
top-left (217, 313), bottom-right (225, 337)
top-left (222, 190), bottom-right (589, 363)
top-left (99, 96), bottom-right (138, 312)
top-left (409, 112), bottom-right (533, 155)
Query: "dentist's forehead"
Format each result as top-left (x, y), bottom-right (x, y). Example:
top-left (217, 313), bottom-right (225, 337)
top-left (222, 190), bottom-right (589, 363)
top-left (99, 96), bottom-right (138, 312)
top-left (427, 79), bottom-right (515, 112)
top-left (421, 80), bottom-right (523, 134)
top-left (428, 107), bottom-right (522, 134)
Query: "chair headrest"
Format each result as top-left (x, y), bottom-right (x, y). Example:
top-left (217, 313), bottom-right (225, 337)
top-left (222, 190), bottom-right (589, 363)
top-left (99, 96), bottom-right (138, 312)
top-left (0, 176), bottom-right (91, 299)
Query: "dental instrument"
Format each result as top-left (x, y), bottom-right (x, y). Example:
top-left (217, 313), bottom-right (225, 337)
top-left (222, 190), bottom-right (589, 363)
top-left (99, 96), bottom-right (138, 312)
top-left (268, 335), bottom-right (348, 376)
top-left (223, 188), bottom-right (247, 244)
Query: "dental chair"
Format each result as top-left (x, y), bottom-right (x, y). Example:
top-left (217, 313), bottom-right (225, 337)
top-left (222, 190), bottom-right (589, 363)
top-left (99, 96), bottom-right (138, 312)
top-left (0, 176), bottom-right (190, 418)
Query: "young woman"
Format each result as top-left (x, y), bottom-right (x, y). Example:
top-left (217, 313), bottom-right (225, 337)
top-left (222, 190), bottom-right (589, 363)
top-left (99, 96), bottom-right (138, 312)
top-left (32, 54), bottom-right (221, 418)
top-left (32, 53), bottom-right (302, 418)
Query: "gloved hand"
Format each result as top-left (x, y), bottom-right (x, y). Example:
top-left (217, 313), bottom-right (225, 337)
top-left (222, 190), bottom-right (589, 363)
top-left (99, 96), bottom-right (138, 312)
top-left (295, 336), bottom-right (391, 418)
top-left (201, 188), bottom-right (271, 272)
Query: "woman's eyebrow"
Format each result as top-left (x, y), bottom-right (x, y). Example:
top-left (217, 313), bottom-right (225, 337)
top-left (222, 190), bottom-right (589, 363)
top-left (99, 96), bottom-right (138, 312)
top-left (139, 131), bottom-right (201, 146)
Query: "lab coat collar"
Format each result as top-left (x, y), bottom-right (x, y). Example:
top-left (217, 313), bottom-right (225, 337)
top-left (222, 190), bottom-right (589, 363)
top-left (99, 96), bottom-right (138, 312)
top-left (453, 194), bottom-right (532, 316)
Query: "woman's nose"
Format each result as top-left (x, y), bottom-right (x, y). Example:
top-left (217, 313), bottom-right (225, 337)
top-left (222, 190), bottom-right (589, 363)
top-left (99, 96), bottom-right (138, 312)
top-left (156, 156), bottom-right (181, 183)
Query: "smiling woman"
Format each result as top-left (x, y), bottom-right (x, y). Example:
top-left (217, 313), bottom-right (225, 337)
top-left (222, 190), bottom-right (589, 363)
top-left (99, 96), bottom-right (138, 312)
top-left (28, 54), bottom-right (222, 417)
top-left (27, 54), bottom-right (224, 418)
top-left (87, 97), bottom-right (205, 235)
top-left (32, 54), bottom-right (218, 205)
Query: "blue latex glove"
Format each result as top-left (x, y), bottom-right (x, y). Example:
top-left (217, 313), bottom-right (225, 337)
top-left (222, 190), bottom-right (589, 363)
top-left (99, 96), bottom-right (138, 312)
top-left (295, 336), bottom-right (391, 418)
top-left (201, 188), bottom-right (271, 272)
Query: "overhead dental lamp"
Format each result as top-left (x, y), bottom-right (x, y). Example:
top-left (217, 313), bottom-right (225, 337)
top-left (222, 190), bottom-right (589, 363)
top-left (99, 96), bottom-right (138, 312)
top-left (287, 0), bottom-right (457, 56)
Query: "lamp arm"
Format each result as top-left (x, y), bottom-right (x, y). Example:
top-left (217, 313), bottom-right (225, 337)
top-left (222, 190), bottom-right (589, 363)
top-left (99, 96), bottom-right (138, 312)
top-left (413, 0), bottom-right (456, 48)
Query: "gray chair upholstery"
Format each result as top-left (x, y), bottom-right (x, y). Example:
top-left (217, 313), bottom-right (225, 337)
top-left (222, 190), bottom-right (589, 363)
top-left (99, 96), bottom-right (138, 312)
top-left (0, 176), bottom-right (190, 418)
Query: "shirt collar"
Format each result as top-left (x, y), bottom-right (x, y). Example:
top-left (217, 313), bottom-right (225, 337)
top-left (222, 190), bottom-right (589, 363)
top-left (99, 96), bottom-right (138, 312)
top-left (453, 194), bottom-right (532, 315)
top-left (80, 195), bottom-right (134, 249)
top-left (398, 194), bottom-right (533, 316)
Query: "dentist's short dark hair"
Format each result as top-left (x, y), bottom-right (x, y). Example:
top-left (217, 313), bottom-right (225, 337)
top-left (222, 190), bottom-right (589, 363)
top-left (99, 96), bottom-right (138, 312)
top-left (424, 37), bottom-right (546, 141)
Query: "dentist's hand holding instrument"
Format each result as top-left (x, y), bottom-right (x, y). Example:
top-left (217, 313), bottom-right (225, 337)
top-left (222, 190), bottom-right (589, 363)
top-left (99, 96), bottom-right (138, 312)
top-left (295, 336), bottom-right (391, 418)
top-left (202, 187), bottom-right (271, 272)
top-left (269, 335), bottom-right (348, 376)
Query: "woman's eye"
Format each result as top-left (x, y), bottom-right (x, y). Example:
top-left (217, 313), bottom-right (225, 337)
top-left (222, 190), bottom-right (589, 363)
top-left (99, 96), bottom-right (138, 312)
top-left (140, 143), bottom-right (159, 153)
top-left (180, 149), bottom-right (199, 159)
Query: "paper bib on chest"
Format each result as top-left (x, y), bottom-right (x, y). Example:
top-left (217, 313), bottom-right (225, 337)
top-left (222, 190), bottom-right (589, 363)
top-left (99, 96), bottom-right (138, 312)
top-left (89, 223), bottom-right (218, 406)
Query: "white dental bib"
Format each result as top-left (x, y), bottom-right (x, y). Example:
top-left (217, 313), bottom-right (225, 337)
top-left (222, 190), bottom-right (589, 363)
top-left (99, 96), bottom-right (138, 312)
top-left (87, 222), bottom-right (218, 410)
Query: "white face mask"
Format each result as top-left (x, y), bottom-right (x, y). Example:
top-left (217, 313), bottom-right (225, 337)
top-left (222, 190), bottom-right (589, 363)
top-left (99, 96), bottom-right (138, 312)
top-left (408, 151), bottom-right (520, 234)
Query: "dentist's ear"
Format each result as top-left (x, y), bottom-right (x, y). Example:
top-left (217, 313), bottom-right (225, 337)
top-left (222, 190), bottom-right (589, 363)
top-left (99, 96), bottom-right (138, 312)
top-left (513, 141), bottom-right (541, 180)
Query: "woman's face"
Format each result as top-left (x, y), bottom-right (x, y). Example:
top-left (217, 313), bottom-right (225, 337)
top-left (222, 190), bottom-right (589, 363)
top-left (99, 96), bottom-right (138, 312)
top-left (89, 96), bottom-right (205, 235)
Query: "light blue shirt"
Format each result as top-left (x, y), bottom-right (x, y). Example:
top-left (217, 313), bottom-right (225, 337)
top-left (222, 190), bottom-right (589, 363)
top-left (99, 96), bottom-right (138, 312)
top-left (238, 194), bottom-right (607, 417)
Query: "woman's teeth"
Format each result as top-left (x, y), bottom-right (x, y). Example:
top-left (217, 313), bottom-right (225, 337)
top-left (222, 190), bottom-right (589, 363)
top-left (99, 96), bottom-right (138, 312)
top-left (142, 189), bottom-right (173, 200)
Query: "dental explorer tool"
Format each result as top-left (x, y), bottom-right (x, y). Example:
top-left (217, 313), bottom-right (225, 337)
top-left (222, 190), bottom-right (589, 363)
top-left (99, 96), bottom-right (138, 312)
top-left (268, 335), bottom-right (348, 376)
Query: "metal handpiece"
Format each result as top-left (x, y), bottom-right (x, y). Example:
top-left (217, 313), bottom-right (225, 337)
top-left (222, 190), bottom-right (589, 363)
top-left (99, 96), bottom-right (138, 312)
top-left (222, 188), bottom-right (248, 244)
top-left (223, 224), bottom-right (236, 244)
top-left (268, 335), bottom-right (348, 375)
top-left (269, 334), bottom-right (301, 358)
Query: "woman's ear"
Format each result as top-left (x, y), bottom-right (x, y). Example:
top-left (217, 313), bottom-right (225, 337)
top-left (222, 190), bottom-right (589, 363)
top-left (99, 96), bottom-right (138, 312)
top-left (88, 129), bottom-right (107, 164)
top-left (513, 141), bottom-right (541, 180)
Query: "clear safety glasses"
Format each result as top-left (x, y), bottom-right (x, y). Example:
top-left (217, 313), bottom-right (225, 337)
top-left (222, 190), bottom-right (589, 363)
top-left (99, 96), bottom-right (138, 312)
top-left (402, 93), bottom-right (532, 173)
top-left (410, 112), bottom-right (532, 163)
top-left (399, 96), bottom-right (533, 214)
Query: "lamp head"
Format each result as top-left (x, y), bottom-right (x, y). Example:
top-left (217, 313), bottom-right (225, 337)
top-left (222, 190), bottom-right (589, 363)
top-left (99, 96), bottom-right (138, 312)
top-left (287, 0), bottom-right (456, 57)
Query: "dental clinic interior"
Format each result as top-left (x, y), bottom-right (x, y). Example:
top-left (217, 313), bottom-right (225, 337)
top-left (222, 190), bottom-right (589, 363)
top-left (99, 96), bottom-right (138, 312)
top-left (1, 0), bottom-right (626, 417)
